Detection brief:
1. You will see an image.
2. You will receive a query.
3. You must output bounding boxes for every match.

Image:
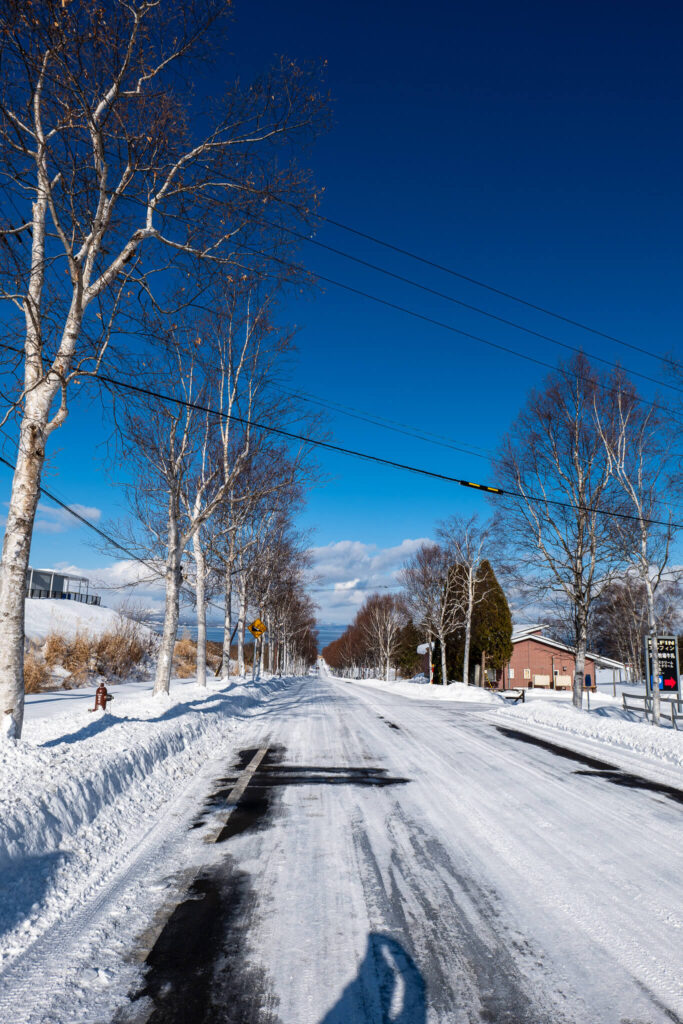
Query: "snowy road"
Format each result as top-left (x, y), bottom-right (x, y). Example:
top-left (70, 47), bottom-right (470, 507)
top-left (3, 672), bottom-right (682, 1023)
top-left (128, 672), bottom-right (683, 1024)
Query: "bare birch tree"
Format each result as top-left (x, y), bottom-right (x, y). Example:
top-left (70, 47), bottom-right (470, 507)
top-left (594, 376), bottom-right (681, 724)
top-left (116, 303), bottom-right (262, 696)
top-left (592, 576), bottom-right (681, 681)
top-left (400, 543), bottom-right (461, 685)
top-left (362, 593), bottom-right (407, 682)
top-left (494, 354), bottom-right (623, 709)
top-left (0, 0), bottom-right (326, 736)
top-left (437, 515), bottom-right (495, 686)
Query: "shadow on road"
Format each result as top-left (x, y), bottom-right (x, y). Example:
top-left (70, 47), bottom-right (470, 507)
top-left (319, 932), bottom-right (426, 1024)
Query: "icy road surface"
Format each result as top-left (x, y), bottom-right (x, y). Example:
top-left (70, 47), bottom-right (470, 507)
top-left (4, 671), bottom-right (683, 1023)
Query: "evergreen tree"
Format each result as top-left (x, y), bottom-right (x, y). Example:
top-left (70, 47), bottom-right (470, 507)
top-left (470, 561), bottom-right (513, 680)
top-left (432, 561), bottom-right (512, 685)
top-left (394, 621), bottom-right (424, 679)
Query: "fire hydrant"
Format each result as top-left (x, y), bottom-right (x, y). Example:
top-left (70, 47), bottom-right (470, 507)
top-left (89, 683), bottom-right (114, 713)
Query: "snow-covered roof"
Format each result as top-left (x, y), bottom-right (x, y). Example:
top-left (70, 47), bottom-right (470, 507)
top-left (511, 623), bottom-right (546, 640)
top-left (591, 653), bottom-right (629, 670)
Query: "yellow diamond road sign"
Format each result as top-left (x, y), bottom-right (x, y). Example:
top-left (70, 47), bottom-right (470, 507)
top-left (249, 619), bottom-right (267, 639)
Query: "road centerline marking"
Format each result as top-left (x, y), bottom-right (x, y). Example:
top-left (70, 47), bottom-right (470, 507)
top-left (204, 744), bottom-right (270, 843)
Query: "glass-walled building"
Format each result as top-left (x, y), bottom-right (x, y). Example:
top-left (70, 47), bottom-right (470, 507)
top-left (26, 568), bottom-right (101, 606)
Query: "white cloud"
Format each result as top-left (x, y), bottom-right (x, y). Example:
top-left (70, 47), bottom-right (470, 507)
top-left (308, 537), bottom-right (432, 625)
top-left (45, 535), bottom-right (434, 632)
top-left (33, 502), bottom-right (102, 534)
top-left (50, 559), bottom-right (171, 619)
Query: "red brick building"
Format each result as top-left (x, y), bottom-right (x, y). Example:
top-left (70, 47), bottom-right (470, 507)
top-left (497, 624), bottom-right (597, 690)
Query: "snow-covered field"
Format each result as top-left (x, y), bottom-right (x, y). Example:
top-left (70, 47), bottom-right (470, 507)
top-left (337, 673), bottom-right (498, 703)
top-left (498, 695), bottom-right (683, 771)
top-left (24, 597), bottom-right (147, 642)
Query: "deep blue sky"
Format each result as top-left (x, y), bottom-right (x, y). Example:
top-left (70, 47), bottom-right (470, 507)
top-left (4, 0), bottom-right (683, 621)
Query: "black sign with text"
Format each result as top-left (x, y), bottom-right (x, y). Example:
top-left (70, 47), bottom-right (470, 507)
top-left (645, 636), bottom-right (680, 692)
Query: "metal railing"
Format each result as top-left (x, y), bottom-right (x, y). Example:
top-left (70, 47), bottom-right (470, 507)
top-left (26, 588), bottom-right (101, 606)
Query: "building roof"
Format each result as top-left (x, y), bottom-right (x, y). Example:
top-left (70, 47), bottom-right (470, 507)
top-left (30, 569), bottom-right (90, 583)
top-left (509, 622), bottom-right (618, 663)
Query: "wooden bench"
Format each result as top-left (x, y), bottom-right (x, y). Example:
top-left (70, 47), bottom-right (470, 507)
top-left (497, 688), bottom-right (525, 704)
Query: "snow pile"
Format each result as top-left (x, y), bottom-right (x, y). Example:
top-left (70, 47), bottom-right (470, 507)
top-left (24, 597), bottom-right (152, 642)
top-left (0, 674), bottom-right (294, 968)
top-left (339, 674), bottom-right (498, 703)
top-left (500, 699), bottom-right (683, 769)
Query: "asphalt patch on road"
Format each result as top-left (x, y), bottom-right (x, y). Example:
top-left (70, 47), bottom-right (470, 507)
top-left (123, 861), bottom-right (278, 1024)
top-left (378, 714), bottom-right (401, 731)
top-left (122, 744), bottom-right (410, 1023)
top-left (253, 764), bottom-right (409, 788)
top-left (573, 768), bottom-right (683, 806)
top-left (496, 725), bottom-right (683, 806)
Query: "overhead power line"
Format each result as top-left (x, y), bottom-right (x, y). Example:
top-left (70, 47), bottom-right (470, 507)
top-left (0, 341), bottom-right (678, 526)
top-left (0, 446), bottom-right (225, 620)
top-left (266, 381), bottom-right (495, 461)
top-left (309, 211), bottom-right (680, 371)
top-left (229, 242), bottom-right (683, 427)
top-left (257, 217), bottom-right (682, 396)
top-left (72, 370), bottom-right (683, 530)
top-left (104, 182), bottom-right (678, 392)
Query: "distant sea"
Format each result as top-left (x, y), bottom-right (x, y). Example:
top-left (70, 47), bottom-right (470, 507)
top-left (316, 624), bottom-right (348, 650)
top-left (150, 619), bottom-right (348, 652)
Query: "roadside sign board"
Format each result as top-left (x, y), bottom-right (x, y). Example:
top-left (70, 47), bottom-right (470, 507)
top-left (644, 636), bottom-right (680, 693)
top-left (248, 619), bottom-right (267, 639)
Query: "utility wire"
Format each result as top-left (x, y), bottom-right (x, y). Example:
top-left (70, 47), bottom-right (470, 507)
top-left (148, 178), bottom-right (677, 373)
top-left (95, 181), bottom-right (678, 392)
top-left (257, 216), bottom-right (682, 396)
top-left (0, 343), bottom-right (678, 526)
top-left (265, 381), bottom-right (495, 461)
top-left (299, 206), bottom-right (680, 370)
top-left (0, 447), bottom-right (227, 621)
top-left (77, 370), bottom-right (683, 530)
top-left (228, 242), bottom-right (683, 428)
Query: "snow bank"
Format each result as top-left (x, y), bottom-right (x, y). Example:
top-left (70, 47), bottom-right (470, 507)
top-left (24, 597), bottom-right (151, 642)
top-left (499, 699), bottom-right (683, 769)
top-left (0, 674), bottom-right (295, 968)
top-left (338, 674), bottom-right (498, 703)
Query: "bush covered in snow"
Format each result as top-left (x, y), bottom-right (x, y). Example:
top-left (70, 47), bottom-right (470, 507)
top-left (26, 614), bottom-right (152, 690)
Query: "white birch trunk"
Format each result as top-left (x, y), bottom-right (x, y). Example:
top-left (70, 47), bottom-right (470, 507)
top-left (439, 632), bottom-right (448, 686)
top-left (221, 572), bottom-right (232, 680)
top-left (237, 576), bottom-right (246, 677)
top-left (0, 410), bottom-right (50, 739)
top-left (153, 523), bottom-right (183, 696)
top-left (192, 530), bottom-right (207, 688)
top-left (644, 572), bottom-right (661, 726)
top-left (463, 599), bottom-right (473, 687)
top-left (573, 621), bottom-right (587, 709)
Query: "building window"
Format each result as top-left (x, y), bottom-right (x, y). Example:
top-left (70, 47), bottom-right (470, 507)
top-left (523, 668), bottom-right (531, 680)
top-left (509, 667), bottom-right (515, 679)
